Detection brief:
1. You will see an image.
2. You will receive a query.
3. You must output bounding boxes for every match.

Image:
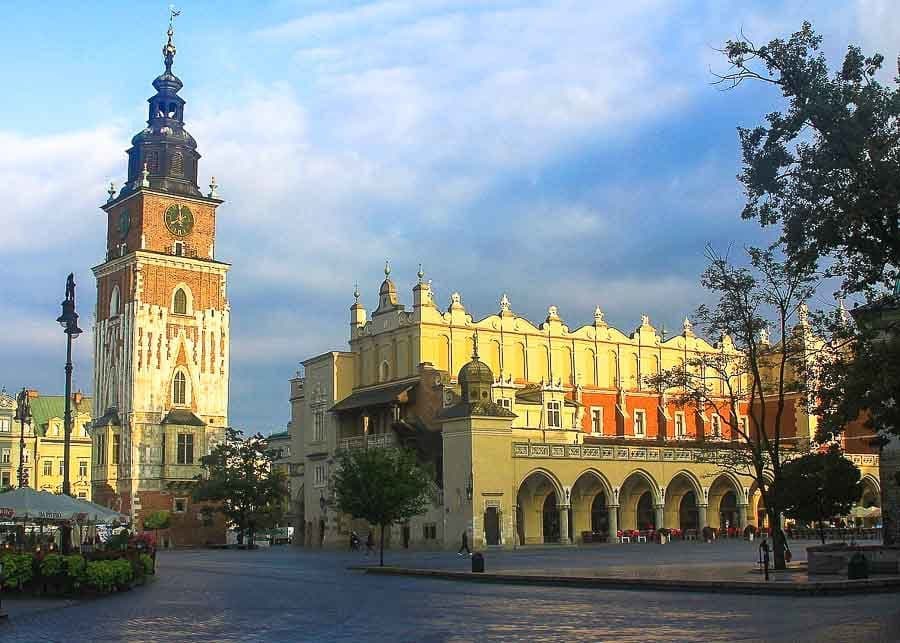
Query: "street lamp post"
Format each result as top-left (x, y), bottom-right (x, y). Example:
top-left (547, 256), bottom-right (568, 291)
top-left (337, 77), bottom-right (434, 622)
top-left (14, 388), bottom-right (31, 487)
top-left (56, 273), bottom-right (82, 499)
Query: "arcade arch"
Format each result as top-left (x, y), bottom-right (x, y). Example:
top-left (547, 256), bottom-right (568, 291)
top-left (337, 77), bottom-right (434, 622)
top-left (570, 470), bottom-right (614, 542)
top-left (619, 470), bottom-right (660, 531)
top-left (516, 469), bottom-right (564, 545)
top-left (663, 470), bottom-right (703, 531)
top-left (707, 473), bottom-right (745, 529)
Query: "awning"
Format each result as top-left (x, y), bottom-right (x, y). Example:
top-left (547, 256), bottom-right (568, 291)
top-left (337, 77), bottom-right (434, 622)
top-left (330, 381), bottom-right (416, 413)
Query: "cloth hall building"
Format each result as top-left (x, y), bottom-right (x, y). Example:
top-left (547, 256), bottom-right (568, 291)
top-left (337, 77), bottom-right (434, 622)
top-left (288, 266), bottom-right (881, 549)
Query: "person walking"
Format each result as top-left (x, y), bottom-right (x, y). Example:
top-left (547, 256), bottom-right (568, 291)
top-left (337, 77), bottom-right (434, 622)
top-left (365, 531), bottom-right (375, 556)
top-left (457, 530), bottom-right (471, 556)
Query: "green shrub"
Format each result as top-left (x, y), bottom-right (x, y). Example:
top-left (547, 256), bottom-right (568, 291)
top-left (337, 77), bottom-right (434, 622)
top-left (112, 559), bottom-right (133, 587)
top-left (41, 553), bottom-right (66, 577)
top-left (64, 555), bottom-right (87, 586)
top-left (86, 560), bottom-right (115, 593)
top-left (0, 553), bottom-right (35, 589)
top-left (139, 553), bottom-right (154, 575)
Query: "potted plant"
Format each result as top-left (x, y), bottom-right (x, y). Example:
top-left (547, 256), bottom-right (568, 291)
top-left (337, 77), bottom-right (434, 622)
top-left (657, 528), bottom-right (670, 544)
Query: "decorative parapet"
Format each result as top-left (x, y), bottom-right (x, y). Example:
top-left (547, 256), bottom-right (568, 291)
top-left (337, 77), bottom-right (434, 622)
top-left (339, 433), bottom-right (397, 451)
top-left (512, 443), bottom-right (880, 468)
top-left (847, 453), bottom-right (879, 468)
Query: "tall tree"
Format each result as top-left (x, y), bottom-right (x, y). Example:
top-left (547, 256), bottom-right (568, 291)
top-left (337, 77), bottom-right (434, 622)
top-left (718, 21), bottom-right (900, 298)
top-left (193, 428), bottom-right (287, 548)
top-left (647, 244), bottom-right (819, 569)
top-left (331, 447), bottom-right (432, 566)
top-left (775, 445), bottom-right (863, 544)
top-left (718, 23), bottom-right (900, 447)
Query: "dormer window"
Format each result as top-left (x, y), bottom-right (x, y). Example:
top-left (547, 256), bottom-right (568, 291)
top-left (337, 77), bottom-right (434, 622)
top-left (174, 241), bottom-right (184, 256)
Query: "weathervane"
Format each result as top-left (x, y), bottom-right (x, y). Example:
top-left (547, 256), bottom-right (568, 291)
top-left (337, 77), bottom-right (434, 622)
top-left (163, 5), bottom-right (181, 69)
top-left (169, 5), bottom-right (181, 31)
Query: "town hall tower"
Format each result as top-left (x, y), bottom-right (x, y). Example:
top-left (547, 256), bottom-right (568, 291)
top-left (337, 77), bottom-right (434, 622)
top-left (90, 22), bottom-right (229, 544)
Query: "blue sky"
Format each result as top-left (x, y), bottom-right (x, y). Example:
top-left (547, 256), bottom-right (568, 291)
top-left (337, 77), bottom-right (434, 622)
top-left (1, 1), bottom-right (897, 432)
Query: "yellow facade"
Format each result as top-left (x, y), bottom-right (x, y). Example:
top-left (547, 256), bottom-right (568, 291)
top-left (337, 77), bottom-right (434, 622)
top-left (289, 267), bottom-right (881, 549)
top-left (0, 392), bottom-right (93, 499)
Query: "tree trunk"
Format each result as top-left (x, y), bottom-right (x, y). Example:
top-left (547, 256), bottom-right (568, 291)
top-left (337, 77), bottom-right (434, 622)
top-left (768, 510), bottom-right (786, 570)
top-left (379, 524), bottom-right (385, 567)
top-left (249, 522), bottom-right (256, 550)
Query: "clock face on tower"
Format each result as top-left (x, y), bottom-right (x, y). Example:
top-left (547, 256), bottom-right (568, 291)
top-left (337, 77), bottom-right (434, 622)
top-left (118, 209), bottom-right (130, 238)
top-left (164, 204), bottom-right (194, 236)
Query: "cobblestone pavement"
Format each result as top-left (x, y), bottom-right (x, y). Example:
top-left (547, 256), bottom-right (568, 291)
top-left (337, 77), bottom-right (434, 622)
top-left (3, 542), bottom-right (899, 642)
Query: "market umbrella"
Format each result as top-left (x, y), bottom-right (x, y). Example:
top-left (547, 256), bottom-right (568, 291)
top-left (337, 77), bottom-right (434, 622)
top-left (67, 497), bottom-right (129, 524)
top-left (0, 488), bottom-right (81, 521)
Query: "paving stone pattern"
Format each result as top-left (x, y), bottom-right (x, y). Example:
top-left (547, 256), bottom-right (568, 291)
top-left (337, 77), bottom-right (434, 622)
top-left (3, 541), bottom-right (899, 642)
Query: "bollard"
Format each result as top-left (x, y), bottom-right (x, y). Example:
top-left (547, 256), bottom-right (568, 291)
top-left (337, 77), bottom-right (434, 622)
top-left (471, 552), bottom-right (485, 573)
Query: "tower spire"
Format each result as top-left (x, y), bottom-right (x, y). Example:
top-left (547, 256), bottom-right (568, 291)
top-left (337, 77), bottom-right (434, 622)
top-left (164, 6), bottom-right (180, 72)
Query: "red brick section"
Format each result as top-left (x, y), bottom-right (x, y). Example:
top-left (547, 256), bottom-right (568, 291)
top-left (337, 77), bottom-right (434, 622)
top-left (139, 263), bottom-right (225, 311)
top-left (104, 192), bottom-right (219, 260)
top-left (136, 490), bottom-right (227, 546)
top-left (579, 390), bottom-right (750, 441)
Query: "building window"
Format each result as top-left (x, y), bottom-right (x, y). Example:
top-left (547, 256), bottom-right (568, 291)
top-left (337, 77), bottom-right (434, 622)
top-left (1, 449), bottom-right (9, 464)
top-left (177, 433), bottom-right (194, 465)
top-left (423, 523), bottom-right (437, 540)
top-left (711, 415), bottom-right (722, 439)
top-left (77, 492), bottom-right (87, 499)
top-left (499, 398), bottom-right (512, 411)
top-left (546, 401), bottom-right (561, 428)
top-left (173, 371), bottom-right (187, 405)
top-left (174, 498), bottom-right (187, 513)
top-left (43, 460), bottom-right (52, 477)
top-left (59, 460), bottom-right (65, 476)
top-left (78, 460), bottom-right (88, 477)
top-left (173, 241), bottom-right (184, 257)
top-left (591, 408), bottom-right (603, 434)
top-left (113, 434), bottom-right (121, 465)
top-left (633, 410), bottom-right (646, 437)
top-left (675, 412), bottom-right (686, 439)
top-left (1, 472), bottom-right (9, 488)
top-left (97, 432), bottom-right (106, 465)
top-left (22, 450), bottom-right (29, 464)
top-left (171, 151), bottom-right (184, 176)
top-left (173, 288), bottom-right (188, 314)
top-left (313, 463), bottom-right (326, 488)
top-left (0, 417), bottom-right (10, 432)
top-left (739, 416), bottom-right (748, 436)
top-left (313, 411), bottom-right (326, 443)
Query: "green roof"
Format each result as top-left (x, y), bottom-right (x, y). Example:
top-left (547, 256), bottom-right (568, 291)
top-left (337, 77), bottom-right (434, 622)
top-left (267, 430), bottom-right (289, 440)
top-left (29, 395), bottom-right (92, 435)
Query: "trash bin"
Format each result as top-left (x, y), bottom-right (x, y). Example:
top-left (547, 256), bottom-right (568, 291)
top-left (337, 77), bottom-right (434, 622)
top-left (847, 552), bottom-right (869, 580)
top-left (472, 552), bottom-right (485, 573)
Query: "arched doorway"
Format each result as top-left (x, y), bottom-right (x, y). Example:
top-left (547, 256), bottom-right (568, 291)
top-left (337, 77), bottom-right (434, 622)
top-left (484, 507), bottom-right (501, 546)
top-left (679, 491), bottom-right (699, 531)
top-left (571, 470), bottom-right (613, 542)
top-left (517, 470), bottom-right (562, 545)
top-left (591, 493), bottom-right (609, 534)
top-left (719, 491), bottom-right (737, 529)
top-left (636, 492), bottom-right (655, 530)
top-left (543, 494), bottom-right (560, 543)
top-left (619, 471), bottom-right (658, 531)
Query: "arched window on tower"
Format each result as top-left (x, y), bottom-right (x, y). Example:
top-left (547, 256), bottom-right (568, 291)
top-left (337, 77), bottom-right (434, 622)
top-left (173, 288), bottom-right (188, 315)
top-left (109, 285), bottom-right (120, 317)
top-left (173, 371), bottom-right (187, 406)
